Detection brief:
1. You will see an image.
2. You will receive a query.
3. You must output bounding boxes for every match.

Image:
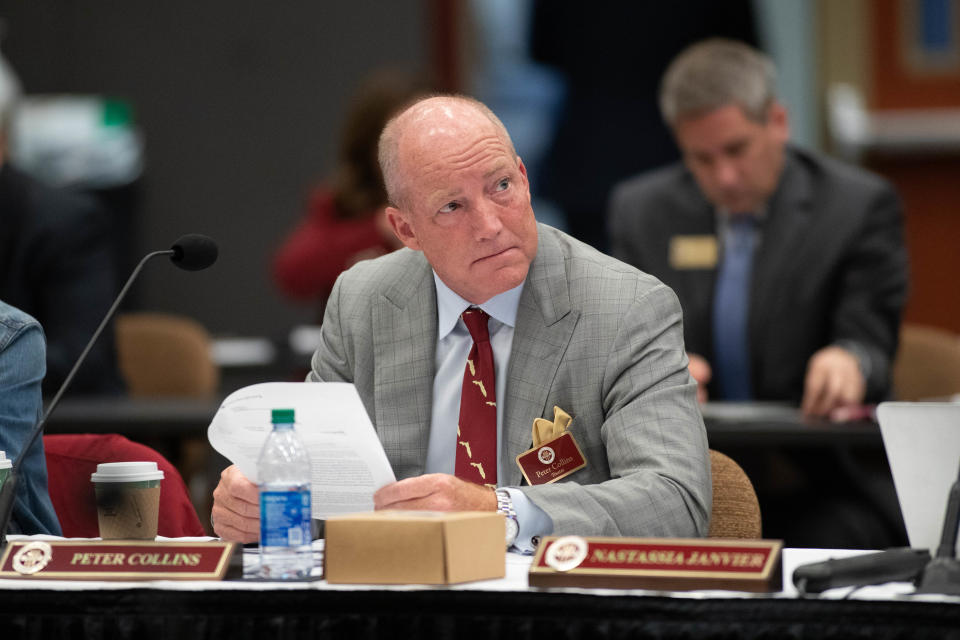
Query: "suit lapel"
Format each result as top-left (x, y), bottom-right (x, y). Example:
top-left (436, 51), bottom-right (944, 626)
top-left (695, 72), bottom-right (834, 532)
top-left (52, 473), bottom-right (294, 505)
top-left (667, 189), bottom-right (718, 355)
top-left (502, 228), bottom-right (579, 486)
top-left (372, 255), bottom-right (437, 479)
top-left (750, 150), bottom-right (814, 340)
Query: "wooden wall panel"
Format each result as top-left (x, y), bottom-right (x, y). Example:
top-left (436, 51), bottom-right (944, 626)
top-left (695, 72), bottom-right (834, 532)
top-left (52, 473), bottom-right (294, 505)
top-left (872, 0), bottom-right (960, 108)
top-left (868, 0), bottom-right (960, 333)
top-left (869, 155), bottom-right (960, 333)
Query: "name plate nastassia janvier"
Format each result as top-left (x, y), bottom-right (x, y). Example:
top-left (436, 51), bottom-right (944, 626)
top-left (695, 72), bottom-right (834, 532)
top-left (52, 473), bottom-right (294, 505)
top-left (528, 536), bottom-right (783, 592)
top-left (0, 540), bottom-right (239, 581)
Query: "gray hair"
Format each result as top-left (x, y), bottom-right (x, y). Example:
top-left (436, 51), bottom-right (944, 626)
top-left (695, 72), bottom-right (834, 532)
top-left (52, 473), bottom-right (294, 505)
top-left (377, 93), bottom-right (516, 208)
top-left (659, 38), bottom-right (777, 126)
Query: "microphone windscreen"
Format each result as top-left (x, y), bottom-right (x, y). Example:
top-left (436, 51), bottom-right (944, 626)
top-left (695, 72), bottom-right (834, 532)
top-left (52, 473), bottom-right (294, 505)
top-left (170, 234), bottom-right (219, 271)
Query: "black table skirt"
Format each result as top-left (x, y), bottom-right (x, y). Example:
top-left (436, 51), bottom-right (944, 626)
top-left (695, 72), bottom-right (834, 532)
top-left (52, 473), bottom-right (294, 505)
top-left (3, 588), bottom-right (959, 640)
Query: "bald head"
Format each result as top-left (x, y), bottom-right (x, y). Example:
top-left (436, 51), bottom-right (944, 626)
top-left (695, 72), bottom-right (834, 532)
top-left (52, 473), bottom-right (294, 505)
top-left (378, 95), bottom-right (516, 208)
top-left (378, 94), bottom-right (537, 304)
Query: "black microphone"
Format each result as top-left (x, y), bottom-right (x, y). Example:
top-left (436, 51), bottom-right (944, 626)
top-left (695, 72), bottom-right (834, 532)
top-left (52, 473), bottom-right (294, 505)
top-left (170, 233), bottom-right (219, 271)
top-left (0, 234), bottom-right (218, 546)
top-left (792, 547), bottom-right (930, 594)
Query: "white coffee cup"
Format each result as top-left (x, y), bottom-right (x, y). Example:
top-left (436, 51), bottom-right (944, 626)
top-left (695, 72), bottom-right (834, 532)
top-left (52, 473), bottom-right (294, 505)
top-left (91, 462), bottom-right (165, 539)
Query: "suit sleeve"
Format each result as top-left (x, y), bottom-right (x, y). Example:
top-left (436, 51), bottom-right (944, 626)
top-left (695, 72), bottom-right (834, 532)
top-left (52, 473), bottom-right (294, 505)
top-left (0, 321), bottom-right (62, 535)
top-left (830, 184), bottom-right (908, 401)
top-left (518, 283), bottom-right (712, 538)
top-left (308, 272), bottom-right (355, 384)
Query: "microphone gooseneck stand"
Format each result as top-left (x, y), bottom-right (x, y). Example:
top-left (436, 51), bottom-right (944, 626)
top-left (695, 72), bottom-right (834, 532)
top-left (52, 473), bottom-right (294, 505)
top-left (916, 458), bottom-right (960, 595)
top-left (0, 235), bottom-right (218, 547)
top-left (792, 456), bottom-right (960, 596)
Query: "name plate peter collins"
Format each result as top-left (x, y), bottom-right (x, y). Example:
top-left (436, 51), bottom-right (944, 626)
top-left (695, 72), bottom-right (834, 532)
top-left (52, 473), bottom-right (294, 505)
top-left (0, 540), bottom-right (238, 581)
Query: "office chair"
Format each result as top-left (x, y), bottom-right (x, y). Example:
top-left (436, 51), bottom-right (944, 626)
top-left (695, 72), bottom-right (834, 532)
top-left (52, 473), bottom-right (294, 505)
top-left (708, 449), bottom-right (762, 539)
top-left (43, 433), bottom-right (206, 538)
top-left (893, 323), bottom-right (960, 401)
top-left (115, 311), bottom-right (220, 532)
top-left (115, 311), bottom-right (219, 397)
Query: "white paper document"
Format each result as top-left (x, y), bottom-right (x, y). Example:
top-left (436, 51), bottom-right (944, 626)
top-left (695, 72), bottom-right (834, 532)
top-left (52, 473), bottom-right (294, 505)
top-left (207, 382), bottom-right (396, 518)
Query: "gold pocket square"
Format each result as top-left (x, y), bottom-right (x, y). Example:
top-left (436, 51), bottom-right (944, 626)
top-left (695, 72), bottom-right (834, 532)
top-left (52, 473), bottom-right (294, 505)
top-left (532, 406), bottom-right (573, 447)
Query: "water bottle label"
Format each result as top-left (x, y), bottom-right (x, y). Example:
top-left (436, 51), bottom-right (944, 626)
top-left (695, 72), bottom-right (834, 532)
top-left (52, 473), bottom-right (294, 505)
top-left (260, 489), bottom-right (311, 547)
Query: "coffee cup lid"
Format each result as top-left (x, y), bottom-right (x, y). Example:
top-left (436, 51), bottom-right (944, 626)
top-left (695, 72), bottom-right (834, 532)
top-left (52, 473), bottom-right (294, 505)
top-left (0, 451), bottom-right (10, 469)
top-left (91, 461), bottom-right (164, 483)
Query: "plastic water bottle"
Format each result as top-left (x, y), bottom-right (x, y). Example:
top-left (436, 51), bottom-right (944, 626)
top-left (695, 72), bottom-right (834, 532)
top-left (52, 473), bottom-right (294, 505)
top-left (258, 408), bottom-right (313, 579)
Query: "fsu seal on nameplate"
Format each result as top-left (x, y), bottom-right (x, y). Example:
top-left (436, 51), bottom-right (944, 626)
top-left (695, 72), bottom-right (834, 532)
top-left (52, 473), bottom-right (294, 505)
top-left (529, 536), bottom-right (783, 592)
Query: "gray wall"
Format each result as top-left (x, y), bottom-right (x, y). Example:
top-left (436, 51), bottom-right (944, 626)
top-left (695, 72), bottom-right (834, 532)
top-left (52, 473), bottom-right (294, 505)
top-left (753, 0), bottom-right (819, 150)
top-left (1, 1), bottom-right (427, 339)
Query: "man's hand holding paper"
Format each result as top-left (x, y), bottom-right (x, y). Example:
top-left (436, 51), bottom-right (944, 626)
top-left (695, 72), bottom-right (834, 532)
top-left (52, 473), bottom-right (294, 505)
top-left (373, 473), bottom-right (497, 512)
top-left (211, 465), bottom-right (260, 542)
top-left (208, 382), bottom-right (397, 542)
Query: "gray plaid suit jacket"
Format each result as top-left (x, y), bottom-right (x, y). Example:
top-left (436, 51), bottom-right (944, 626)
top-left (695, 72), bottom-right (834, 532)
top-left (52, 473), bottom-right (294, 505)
top-left (310, 224), bottom-right (711, 537)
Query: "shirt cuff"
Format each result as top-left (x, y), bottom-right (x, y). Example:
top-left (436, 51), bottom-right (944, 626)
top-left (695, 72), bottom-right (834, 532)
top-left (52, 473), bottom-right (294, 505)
top-left (503, 487), bottom-right (553, 554)
top-left (834, 339), bottom-right (872, 384)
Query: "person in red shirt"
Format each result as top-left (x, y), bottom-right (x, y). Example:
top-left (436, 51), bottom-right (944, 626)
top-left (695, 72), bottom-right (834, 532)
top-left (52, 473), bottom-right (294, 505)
top-left (272, 73), bottom-right (428, 319)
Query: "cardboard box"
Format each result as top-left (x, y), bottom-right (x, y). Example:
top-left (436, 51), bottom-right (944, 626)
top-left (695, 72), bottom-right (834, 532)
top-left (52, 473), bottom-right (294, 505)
top-left (324, 510), bottom-right (505, 584)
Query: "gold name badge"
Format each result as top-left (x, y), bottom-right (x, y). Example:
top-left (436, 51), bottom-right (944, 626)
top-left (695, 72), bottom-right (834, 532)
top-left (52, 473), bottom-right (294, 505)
top-left (516, 406), bottom-right (587, 486)
top-left (669, 235), bottom-right (718, 269)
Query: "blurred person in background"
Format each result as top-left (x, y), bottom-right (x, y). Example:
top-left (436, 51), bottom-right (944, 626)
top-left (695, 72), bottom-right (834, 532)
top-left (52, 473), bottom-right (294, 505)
top-left (608, 39), bottom-right (907, 417)
top-left (0, 299), bottom-right (62, 535)
top-left (271, 72), bottom-right (430, 321)
top-left (0, 50), bottom-right (124, 396)
top-left (608, 39), bottom-right (908, 549)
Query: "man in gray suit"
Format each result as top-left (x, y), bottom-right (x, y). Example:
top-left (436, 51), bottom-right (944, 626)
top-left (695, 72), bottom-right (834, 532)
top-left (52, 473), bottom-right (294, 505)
top-left (212, 96), bottom-right (711, 549)
top-left (608, 39), bottom-right (907, 417)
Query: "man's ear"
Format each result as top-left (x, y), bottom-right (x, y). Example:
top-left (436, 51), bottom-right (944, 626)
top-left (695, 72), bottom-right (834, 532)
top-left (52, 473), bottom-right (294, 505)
top-left (768, 102), bottom-right (790, 143)
top-left (386, 206), bottom-right (421, 251)
top-left (516, 156), bottom-right (531, 202)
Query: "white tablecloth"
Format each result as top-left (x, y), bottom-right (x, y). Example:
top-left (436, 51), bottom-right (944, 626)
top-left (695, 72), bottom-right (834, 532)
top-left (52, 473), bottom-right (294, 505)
top-left (1, 536), bottom-right (958, 603)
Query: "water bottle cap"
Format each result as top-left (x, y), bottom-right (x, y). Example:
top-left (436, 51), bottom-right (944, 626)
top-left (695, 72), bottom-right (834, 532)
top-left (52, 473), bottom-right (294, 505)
top-left (272, 408), bottom-right (295, 424)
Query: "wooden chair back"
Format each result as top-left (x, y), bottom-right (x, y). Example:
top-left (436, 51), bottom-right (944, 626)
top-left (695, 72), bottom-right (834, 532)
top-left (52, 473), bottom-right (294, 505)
top-left (708, 449), bottom-right (762, 539)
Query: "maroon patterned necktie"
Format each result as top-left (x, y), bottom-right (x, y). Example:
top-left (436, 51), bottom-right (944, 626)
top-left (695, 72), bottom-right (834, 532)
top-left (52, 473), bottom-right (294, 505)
top-left (455, 307), bottom-right (497, 488)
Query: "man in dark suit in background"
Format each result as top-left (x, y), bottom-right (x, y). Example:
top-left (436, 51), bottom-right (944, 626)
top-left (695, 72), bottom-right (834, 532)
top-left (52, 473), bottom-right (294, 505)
top-left (608, 38), bottom-right (908, 417)
top-left (608, 39), bottom-right (909, 548)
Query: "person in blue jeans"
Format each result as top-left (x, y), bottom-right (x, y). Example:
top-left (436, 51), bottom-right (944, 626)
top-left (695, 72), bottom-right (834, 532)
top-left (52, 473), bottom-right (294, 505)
top-left (0, 300), bottom-right (62, 535)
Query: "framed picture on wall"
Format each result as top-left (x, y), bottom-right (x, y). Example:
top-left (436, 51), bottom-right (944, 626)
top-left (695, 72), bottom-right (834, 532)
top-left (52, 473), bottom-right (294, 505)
top-left (902, 0), bottom-right (960, 73)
